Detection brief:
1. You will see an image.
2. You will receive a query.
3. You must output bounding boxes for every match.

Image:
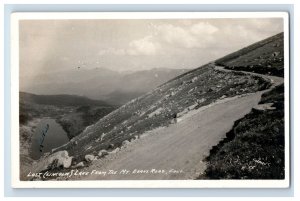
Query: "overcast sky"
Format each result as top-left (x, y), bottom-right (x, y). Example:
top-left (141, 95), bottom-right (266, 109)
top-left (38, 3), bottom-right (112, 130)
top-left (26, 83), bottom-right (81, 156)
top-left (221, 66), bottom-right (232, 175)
top-left (19, 18), bottom-right (283, 77)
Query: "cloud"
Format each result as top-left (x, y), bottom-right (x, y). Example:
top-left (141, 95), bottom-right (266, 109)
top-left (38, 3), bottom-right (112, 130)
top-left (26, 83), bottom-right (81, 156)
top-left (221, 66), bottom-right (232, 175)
top-left (157, 24), bottom-right (198, 48)
top-left (154, 22), bottom-right (219, 49)
top-left (190, 22), bottom-right (219, 35)
top-left (127, 36), bottom-right (160, 56)
top-left (97, 36), bottom-right (160, 56)
top-left (96, 19), bottom-right (281, 58)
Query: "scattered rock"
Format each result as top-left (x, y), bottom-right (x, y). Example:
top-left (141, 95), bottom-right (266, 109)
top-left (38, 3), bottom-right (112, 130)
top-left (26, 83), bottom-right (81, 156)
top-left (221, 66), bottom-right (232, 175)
top-left (188, 88), bottom-right (194, 94)
top-left (85, 154), bottom-right (96, 162)
top-left (122, 140), bottom-right (130, 147)
top-left (86, 146), bottom-right (92, 151)
top-left (108, 144), bottom-right (114, 149)
top-left (272, 51), bottom-right (280, 57)
top-left (148, 108), bottom-right (163, 118)
top-left (110, 148), bottom-right (120, 154)
top-left (47, 150), bottom-right (73, 169)
top-left (98, 150), bottom-right (108, 157)
top-left (100, 133), bottom-right (106, 141)
top-left (197, 98), bottom-right (206, 104)
top-left (188, 103), bottom-right (198, 110)
top-left (191, 76), bottom-right (198, 83)
top-left (74, 162), bottom-right (85, 168)
top-left (253, 103), bottom-right (276, 112)
top-left (177, 108), bottom-right (189, 117)
top-left (220, 95), bottom-right (227, 99)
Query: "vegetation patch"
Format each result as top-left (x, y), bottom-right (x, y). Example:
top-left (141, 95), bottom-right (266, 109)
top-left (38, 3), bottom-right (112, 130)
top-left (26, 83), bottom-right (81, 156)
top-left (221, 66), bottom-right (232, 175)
top-left (202, 84), bottom-right (284, 179)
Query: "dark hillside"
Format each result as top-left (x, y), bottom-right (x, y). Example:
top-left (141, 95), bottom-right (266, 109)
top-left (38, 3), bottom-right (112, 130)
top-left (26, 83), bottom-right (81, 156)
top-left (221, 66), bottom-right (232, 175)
top-left (216, 32), bottom-right (284, 77)
top-left (19, 92), bottom-right (116, 139)
top-left (20, 92), bottom-right (110, 107)
top-left (203, 84), bottom-right (284, 179)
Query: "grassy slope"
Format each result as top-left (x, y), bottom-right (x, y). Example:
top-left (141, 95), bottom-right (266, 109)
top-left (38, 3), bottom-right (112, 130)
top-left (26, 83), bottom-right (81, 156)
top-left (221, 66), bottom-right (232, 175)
top-left (203, 84), bottom-right (284, 179)
top-left (216, 32), bottom-right (284, 77)
top-left (202, 33), bottom-right (285, 179)
top-left (56, 64), bottom-right (271, 162)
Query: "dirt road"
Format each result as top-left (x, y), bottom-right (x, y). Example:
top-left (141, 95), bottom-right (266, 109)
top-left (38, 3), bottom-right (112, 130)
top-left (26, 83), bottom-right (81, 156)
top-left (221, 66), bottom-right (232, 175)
top-left (82, 94), bottom-right (263, 180)
top-left (214, 65), bottom-right (284, 87)
top-left (74, 65), bottom-right (284, 180)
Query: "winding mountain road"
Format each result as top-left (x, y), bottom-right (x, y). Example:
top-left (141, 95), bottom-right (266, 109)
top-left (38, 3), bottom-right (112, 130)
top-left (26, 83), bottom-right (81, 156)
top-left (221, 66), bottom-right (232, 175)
top-left (77, 65), bottom-right (283, 180)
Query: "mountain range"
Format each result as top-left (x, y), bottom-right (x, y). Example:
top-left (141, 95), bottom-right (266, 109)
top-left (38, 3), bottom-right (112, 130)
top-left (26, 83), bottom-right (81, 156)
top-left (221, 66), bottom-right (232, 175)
top-left (20, 68), bottom-right (188, 105)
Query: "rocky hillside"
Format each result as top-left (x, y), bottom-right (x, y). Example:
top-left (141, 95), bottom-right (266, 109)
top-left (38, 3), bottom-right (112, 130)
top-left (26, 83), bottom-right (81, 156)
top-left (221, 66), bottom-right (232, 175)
top-left (54, 63), bottom-right (271, 164)
top-left (200, 32), bottom-right (285, 180)
top-left (216, 32), bottom-right (284, 77)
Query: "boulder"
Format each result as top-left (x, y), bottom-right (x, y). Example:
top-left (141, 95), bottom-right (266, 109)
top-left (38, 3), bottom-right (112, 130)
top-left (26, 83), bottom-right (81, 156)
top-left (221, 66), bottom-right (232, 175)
top-left (110, 148), bottom-right (120, 154)
top-left (188, 103), bottom-right (198, 110)
top-left (122, 140), bottom-right (130, 147)
top-left (108, 144), bottom-right (114, 149)
top-left (98, 150), bottom-right (108, 157)
top-left (197, 98), bottom-right (206, 104)
top-left (191, 76), bottom-right (198, 83)
top-left (74, 162), bottom-right (85, 168)
top-left (148, 108), bottom-right (163, 118)
top-left (253, 103), bottom-right (276, 112)
top-left (272, 51), bottom-right (280, 57)
top-left (47, 150), bottom-right (73, 169)
top-left (85, 154), bottom-right (96, 162)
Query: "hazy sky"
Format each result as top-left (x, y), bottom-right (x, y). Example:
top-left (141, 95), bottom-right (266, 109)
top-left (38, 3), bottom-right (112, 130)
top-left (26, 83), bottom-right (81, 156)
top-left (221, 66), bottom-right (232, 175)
top-left (19, 18), bottom-right (283, 77)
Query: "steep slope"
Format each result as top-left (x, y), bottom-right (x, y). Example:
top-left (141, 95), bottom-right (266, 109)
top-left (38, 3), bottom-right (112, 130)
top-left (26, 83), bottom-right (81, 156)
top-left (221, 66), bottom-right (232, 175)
top-left (216, 32), bottom-right (284, 77)
top-left (54, 63), bottom-right (270, 162)
top-left (200, 33), bottom-right (285, 179)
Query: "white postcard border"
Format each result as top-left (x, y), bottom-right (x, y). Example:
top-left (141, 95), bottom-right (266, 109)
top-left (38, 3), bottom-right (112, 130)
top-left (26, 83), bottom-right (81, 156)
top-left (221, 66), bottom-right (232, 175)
top-left (10, 11), bottom-right (290, 188)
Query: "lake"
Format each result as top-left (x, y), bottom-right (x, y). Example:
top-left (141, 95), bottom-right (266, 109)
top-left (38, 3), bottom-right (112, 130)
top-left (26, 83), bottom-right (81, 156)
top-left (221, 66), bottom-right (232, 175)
top-left (30, 118), bottom-right (69, 160)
